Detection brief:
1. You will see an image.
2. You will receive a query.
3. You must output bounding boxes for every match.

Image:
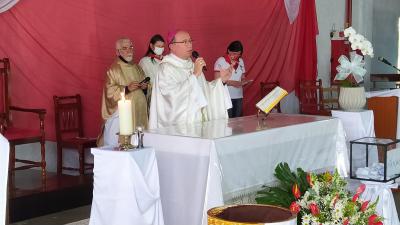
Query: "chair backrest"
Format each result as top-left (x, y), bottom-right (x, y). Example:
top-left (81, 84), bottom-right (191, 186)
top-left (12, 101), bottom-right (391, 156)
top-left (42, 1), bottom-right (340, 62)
top-left (53, 95), bottom-right (84, 140)
top-left (299, 79), bottom-right (329, 115)
top-left (367, 96), bottom-right (398, 139)
top-left (322, 85), bottom-right (340, 110)
top-left (0, 58), bottom-right (10, 124)
top-left (260, 81), bottom-right (281, 112)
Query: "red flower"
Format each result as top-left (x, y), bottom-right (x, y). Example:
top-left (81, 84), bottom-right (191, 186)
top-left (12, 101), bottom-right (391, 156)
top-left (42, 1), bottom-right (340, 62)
top-left (292, 183), bottom-right (301, 199)
top-left (306, 173), bottom-right (313, 187)
top-left (368, 214), bottom-right (383, 225)
top-left (361, 200), bottom-right (370, 212)
top-left (309, 203), bottom-right (320, 216)
top-left (343, 218), bottom-right (349, 225)
top-left (356, 184), bottom-right (366, 195)
top-left (289, 202), bottom-right (300, 214)
top-left (352, 193), bottom-right (360, 202)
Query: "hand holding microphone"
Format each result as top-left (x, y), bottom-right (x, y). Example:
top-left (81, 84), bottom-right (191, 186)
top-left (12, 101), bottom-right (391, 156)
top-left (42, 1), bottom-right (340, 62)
top-left (192, 51), bottom-right (207, 76)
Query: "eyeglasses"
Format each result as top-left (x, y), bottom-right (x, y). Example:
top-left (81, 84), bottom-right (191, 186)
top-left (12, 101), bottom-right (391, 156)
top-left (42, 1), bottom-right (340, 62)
top-left (172, 39), bottom-right (194, 45)
top-left (119, 46), bottom-right (134, 51)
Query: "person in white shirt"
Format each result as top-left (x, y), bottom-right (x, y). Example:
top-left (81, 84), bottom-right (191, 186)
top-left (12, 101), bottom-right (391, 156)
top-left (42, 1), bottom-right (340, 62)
top-left (149, 30), bottom-right (233, 129)
top-left (139, 34), bottom-right (165, 108)
top-left (214, 41), bottom-right (251, 118)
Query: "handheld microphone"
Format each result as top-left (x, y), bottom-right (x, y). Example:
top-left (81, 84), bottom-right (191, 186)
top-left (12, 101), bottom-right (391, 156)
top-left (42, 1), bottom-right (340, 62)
top-left (139, 77), bottom-right (150, 84)
top-left (377, 57), bottom-right (400, 72)
top-left (192, 51), bottom-right (207, 71)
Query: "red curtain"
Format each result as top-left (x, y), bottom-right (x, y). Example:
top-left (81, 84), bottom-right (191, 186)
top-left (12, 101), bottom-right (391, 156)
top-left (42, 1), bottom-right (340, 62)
top-left (0, 0), bottom-right (317, 141)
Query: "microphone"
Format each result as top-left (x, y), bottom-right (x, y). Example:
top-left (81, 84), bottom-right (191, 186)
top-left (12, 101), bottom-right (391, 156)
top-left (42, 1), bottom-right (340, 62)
top-left (139, 77), bottom-right (150, 84)
top-left (192, 51), bottom-right (207, 71)
top-left (378, 57), bottom-right (400, 72)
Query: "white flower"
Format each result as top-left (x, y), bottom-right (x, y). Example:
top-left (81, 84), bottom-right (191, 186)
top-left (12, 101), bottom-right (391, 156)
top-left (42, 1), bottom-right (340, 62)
top-left (356, 34), bottom-right (365, 42)
top-left (362, 40), bottom-right (372, 48)
top-left (302, 214), bottom-right (311, 225)
top-left (344, 27), bottom-right (356, 37)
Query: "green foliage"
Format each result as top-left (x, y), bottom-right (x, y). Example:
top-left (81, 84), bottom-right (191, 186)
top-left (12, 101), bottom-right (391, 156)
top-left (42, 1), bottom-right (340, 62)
top-left (255, 162), bottom-right (309, 208)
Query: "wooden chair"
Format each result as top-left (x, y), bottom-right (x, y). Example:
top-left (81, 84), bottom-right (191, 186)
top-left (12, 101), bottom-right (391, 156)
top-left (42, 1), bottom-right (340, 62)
top-left (53, 94), bottom-right (97, 175)
top-left (0, 58), bottom-right (47, 177)
top-left (367, 96), bottom-right (398, 139)
top-left (260, 81), bottom-right (281, 113)
top-left (299, 79), bottom-right (331, 116)
top-left (322, 85), bottom-right (340, 110)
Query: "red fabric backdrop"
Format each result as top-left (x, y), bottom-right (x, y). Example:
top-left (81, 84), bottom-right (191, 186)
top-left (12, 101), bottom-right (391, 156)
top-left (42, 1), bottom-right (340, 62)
top-left (0, 0), bottom-right (318, 141)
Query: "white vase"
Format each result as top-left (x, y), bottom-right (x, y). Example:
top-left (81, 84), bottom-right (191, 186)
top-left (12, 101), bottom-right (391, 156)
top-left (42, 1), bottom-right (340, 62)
top-left (339, 87), bottom-right (366, 111)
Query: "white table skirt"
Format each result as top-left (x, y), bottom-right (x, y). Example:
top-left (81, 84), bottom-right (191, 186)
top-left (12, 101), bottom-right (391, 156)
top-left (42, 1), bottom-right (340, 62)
top-left (331, 110), bottom-right (378, 170)
top-left (0, 135), bottom-right (9, 225)
top-left (89, 147), bottom-right (164, 225)
top-left (144, 114), bottom-right (349, 225)
top-left (366, 89), bottom-right (400, 139)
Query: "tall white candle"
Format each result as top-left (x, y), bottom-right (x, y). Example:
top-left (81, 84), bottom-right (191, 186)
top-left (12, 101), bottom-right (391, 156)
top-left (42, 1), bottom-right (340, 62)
top-left (118, 92), bottom-right (133, 135)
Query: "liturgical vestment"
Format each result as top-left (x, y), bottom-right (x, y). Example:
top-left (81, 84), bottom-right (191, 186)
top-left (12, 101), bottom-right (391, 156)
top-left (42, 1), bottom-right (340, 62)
top-left (149, 54), bottom-right (231, 129)
top-left (98, 58), bottom-right (148, 146)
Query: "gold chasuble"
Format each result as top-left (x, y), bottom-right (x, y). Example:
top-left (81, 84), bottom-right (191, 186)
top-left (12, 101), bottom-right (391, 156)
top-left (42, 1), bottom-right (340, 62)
top-left (98, 58), bottom-right (148, 146)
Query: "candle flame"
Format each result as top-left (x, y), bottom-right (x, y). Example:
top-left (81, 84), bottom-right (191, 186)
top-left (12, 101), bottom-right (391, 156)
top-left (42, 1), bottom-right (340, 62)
top-left (120, 92), bottom-right (125, 101)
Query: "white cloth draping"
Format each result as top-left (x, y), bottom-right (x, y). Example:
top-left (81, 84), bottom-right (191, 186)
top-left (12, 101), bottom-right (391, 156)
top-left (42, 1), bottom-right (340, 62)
top-left (103, 111), bottom-right (119, 147)
top-left (0, 0), bottom-right (18, 13)
top-left (89, 147), bottom-right (164, 225)
top-left (284, 0), bottom-right (301, 24)
top-left (331, 110), bottom-right (378, 171)
top-left (0, 134), bottom-right (9, 225)
top-left (144, 114), bottom-right (349, 225)
top-left (366, 89), bottom-right (400, 139)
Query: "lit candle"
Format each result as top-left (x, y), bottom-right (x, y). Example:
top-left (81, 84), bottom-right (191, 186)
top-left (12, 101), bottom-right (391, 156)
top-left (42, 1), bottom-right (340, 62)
top-left (118, 92), bottom-right (133, 135)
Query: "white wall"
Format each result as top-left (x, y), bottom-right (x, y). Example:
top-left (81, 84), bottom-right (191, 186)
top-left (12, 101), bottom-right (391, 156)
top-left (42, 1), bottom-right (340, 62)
top-left (315, 0), bottom-right (346, 87)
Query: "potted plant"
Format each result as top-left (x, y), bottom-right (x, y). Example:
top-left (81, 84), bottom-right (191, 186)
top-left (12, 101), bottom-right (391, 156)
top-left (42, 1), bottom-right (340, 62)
top-left (335, 27), bottom-right (374, 111)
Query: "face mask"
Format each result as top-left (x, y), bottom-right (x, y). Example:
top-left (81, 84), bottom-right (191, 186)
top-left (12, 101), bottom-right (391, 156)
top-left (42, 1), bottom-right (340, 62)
top-left (232, 55), bottom-right (240, 61)
top-left (153, 47), bottom-right (164, 56)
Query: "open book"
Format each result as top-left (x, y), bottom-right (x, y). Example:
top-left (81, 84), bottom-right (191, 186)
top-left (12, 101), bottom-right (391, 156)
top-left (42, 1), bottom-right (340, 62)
top-left (256, 86), bottom-right (288, 114)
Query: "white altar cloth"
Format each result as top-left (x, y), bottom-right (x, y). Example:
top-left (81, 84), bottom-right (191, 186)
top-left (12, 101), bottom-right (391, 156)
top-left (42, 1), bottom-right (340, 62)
top-left (366, 89), bottom-right (400, 138)
top-left (144, 114), bottom-right (349, 225)
top-left (0, 134), bottom-right (9, 225)
top-left (89, 147), bottom-right (164, 225)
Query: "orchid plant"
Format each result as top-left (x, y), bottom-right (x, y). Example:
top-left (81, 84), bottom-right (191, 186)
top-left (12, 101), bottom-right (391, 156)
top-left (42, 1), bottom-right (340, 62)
top-left (335, 27), bottom-right (374, 87)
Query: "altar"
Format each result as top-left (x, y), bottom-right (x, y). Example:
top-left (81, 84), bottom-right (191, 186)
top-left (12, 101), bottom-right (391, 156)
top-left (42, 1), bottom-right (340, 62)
top-left (144, 114), bottom-right (349, 225)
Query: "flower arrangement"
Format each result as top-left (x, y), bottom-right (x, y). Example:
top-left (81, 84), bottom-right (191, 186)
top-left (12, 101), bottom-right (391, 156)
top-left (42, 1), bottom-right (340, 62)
top-left (335, 27), bottom-right (374, 87)
top-left (256, 163), bottom-right (383, 225)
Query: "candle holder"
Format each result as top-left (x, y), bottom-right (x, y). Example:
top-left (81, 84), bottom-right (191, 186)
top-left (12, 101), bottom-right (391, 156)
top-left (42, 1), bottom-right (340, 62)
top-left (117, 132), bottom-right (135, 150)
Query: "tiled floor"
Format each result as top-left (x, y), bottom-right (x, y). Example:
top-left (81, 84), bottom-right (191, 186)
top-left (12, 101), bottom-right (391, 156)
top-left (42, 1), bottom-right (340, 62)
top-left (10, 205), bottom-right (91, 225)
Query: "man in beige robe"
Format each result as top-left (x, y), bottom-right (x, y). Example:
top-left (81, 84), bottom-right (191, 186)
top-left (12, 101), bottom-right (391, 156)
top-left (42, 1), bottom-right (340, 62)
top-left (98, 38), bottom-right (148, 146)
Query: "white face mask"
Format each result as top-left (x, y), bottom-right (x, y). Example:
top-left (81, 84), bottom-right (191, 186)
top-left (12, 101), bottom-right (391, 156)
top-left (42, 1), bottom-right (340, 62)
top-left (153, 47), bottom-right (164, 56)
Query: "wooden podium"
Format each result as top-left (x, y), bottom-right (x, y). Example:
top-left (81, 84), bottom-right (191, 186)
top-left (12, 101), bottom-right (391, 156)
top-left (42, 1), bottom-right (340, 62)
top-left (370, 74), bottom-right (400, 90)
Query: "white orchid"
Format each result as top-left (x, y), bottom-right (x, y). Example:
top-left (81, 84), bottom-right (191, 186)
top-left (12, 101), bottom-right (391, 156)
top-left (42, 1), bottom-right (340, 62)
top-left (335, 27), bottom-right (374, 84)
top-left (344, 27), bottom-right (356, 37)
top-left (345, 27), bottom-right (374, 58)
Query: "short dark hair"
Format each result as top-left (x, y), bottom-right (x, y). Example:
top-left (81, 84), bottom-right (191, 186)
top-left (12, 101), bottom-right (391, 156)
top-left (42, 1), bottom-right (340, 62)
top-left (227, 40), bottom-right (243, 54)
top-left (145, 34), bottom-right (165, 56)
